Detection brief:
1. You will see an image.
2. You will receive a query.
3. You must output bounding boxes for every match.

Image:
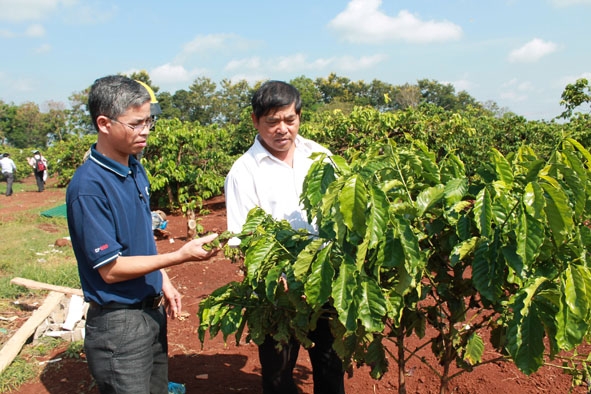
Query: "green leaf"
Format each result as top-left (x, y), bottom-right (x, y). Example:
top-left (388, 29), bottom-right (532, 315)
top-left (220, 306), bottom-right (244, 340)
top-left (366, 337), bottom-right (388, 379)
top-left (330, 155), bottom-right (351, 174)
top-left (491, 148), bottom-right (514, 185)
top-left (464, 332), bottom-right (484, 365)
top-left (293, 239), bottom-right (324, 279)
top-left (516, 210), bottom-right (544, 271)
top-left (562, 265), bottom-right (590, 320)
top-left (539, 176), bottom-right (574, 246)
top-left (556, 158), bottom-right (586, 220)
top-left (506, 278), bottom-right (547, 374)
top-left (339, 174), bottom-right (368, 235)
top-left (416, 184), bottom-right (445, 216)
top-left (523, 182), bottom-right (545, 219)
top-left (472, 237), bottom-right (503, 302)
top-left (566, 137), bottom-right (591, 164)
top-left (244, 237), bottom-right (277, 285)
top-left (444, 178), bottom-right (468, 205)
top-left (305, 243), bottom-right (335, 309)
top-left (397, 217), bottom-right (424, 280)
top-left (356, 275), bottom-right (387, 332)
top-left (473, 187), bottom-right (492, 238)
top-left (265, 264), bottom-right (283, 301)
top-left (332, 256), bottom-right (359, 332)
top-left (302, 158), bottom-right (335, 211)
top-left (450, 236), bottom-right (477, 267)
top-left (365, 184), bottom-right (389, 249)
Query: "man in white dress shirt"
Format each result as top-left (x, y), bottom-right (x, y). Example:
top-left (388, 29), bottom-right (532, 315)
top-left (225, 80), bottom-right (345, 394)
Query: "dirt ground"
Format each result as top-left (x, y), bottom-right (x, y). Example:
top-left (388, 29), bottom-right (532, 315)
top-left (2, 176), bottom-right (589, 394)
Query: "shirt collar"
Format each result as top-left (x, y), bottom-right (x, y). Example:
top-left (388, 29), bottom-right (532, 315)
top-left (88, 143), bottom-right (139, 178)
top-left (252, 135), bottom-right (302, 165)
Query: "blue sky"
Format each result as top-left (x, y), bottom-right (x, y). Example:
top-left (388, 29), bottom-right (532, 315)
top-left (1, 0), bottom-right (590, 120)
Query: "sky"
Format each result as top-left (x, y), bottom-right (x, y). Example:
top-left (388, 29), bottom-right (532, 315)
top-left (1, 0), bottom-right (590, 121)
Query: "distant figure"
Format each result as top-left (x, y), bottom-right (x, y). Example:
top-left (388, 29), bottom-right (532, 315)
top-left (0, 153), bottom-right (17, 196)
top-left (27, 150), bottom-right (48, 192)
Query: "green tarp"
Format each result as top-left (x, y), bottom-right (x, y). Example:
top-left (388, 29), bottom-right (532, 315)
top-left (41, 203), bottom-right (67, 218)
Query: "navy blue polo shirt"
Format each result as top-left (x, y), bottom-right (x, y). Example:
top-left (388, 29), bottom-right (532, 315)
top-left (66, 144), bottom-right (162, 305)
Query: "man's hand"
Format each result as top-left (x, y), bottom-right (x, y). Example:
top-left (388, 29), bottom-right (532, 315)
top-left (179, 232), bottom-right (220, 261)
top-left (161, 270), bottom-right (181, 319)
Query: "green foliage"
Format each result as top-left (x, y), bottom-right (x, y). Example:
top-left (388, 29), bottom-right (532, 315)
top-left (47, 134), bottom-right (97, 187)
top-left (142, 118), bottom-right (234, 213)
top-left (560, 78), bottom-right (591, 119)
top-left (199, 136), bottom-right (591, 392)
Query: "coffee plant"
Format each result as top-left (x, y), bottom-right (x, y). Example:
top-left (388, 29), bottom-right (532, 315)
top-left (199, 136), bottom-right (591, 394)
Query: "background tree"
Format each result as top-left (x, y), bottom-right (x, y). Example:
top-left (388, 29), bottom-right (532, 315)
top-left (128, 70), bottom-right (159, 94)
top-left (216, 78), bottom-right (252, 125)
top-left (6, 102), bottom-right (46, 148)
top-left (66, 88), bottom-right (93, 137)
top-left (290, 75), bottom-right (323, 115)
top-left (0, 100), bottom-right (17, 145)
top-left (187, 76), bottom-right (218, 124)
top-left (315, 73), bottom-right (353, 104)
top-left (43, 100), bottom-right (67, 143)
top-left (560, 78), bottom-right (591, 119)
top-left (394, 83), bottom-right (421, 110)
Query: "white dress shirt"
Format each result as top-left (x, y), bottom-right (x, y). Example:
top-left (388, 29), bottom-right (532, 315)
top-left (225, 134), bottom-right (331, 234)
top-left (0, 156), bottom-right (16, 173)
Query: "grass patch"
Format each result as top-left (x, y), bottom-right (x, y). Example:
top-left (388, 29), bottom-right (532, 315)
top-left (0, 356), bottom-right (39, 392)
top-left (0, 188), bottom-right (82, 391)
top-left (0, 214), bottom-right (78, 299)
top-left (0, 178), bottom-right (78, 298)
top-left (0, 336), bottom-right (64, 392)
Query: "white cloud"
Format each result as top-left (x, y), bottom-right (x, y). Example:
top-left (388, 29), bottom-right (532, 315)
top-left (328, 0), bottom-right (462, 44)
top-left (150, 63), bottom-right (204, 85)
top-left (557, 72), bottom-right (591, 88)
top-left (0, 0), bottom-right (77, 22)
top-left (34, 43), bottom-right (51, 53)
top-left (225, 57), bottom-right (263, 72)
top-left (447, 78), bottom-right (474, 92)
top-left (508, 38), bottom-right (558, 63)
top-left (549, 0), bottom-right (591, 6)
top-left (224, 53), bottom-right (386, 75)
top-left (500, 78), bottom-right (534, 102)
top-left (25, 24), bottom-right (45, 37)
top-left (0, 29), bottom-right (15, 38)
top-left (336, 54), bottom-right (388, 71)
top-left (273, 54), bottom-right (333, 72)
top-left (11, 77), bottom-right (36, 93)
top-left (177, 33), bottom-right (259, 63)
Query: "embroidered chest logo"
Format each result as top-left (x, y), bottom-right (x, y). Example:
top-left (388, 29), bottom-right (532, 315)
top-left (94, 244), bottom-right (109, 253)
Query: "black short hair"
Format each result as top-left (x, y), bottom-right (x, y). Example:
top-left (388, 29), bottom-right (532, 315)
top-left (251, 80), bottom-right (302, 119)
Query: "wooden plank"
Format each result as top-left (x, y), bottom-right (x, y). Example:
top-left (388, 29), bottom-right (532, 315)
top-left (0, 291), bottom-right (64, 374)
top-left (10, 277), bottom-right (83, 297)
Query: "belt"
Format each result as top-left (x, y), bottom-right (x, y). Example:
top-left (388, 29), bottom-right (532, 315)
top-left (89, 293), bottom-right (163, 310)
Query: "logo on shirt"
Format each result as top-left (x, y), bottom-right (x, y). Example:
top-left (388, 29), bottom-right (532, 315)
top-left (94, 244), bottom-right (109, 253)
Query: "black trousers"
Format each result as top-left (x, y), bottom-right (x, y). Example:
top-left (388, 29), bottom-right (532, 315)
top-left (34, 170), bottom-right (44, 192)
top-left (258, 316), bottom-right (345, 394)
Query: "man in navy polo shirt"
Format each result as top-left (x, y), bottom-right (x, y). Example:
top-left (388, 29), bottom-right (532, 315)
top-left (66, 75), bottom-right (218, 394)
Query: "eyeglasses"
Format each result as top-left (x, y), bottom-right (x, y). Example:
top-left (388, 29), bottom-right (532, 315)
top-left (109, 117), bottom-right (155, 132)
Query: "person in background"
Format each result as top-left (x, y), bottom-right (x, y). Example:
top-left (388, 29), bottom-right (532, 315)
top-left (27, 150), bottom-right (47, 192)
top-left (225, 80), bottom-right (345, 394)
top-left (0, 153), bottom-right (17, 196)
top-left (66, 75), bottom-right (219, 394)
